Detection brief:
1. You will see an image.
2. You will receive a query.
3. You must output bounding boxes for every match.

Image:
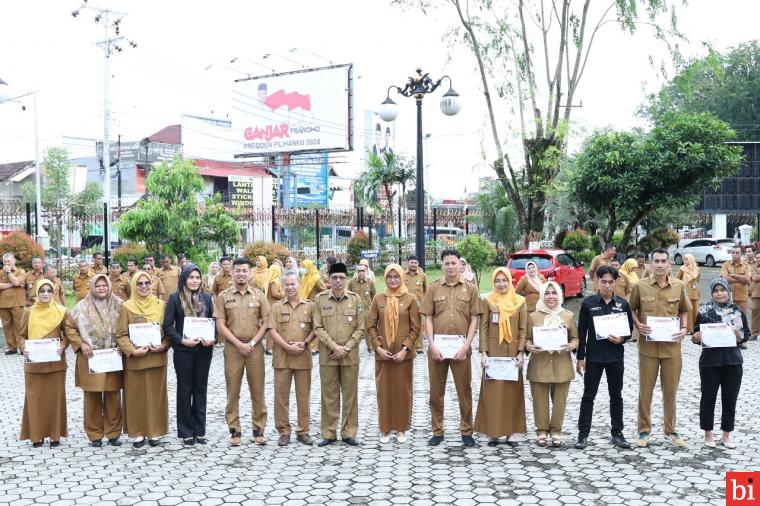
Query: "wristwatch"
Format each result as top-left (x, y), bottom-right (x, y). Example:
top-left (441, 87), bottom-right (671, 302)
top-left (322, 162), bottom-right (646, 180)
top-left (402, 346), bottom-right (410, 352)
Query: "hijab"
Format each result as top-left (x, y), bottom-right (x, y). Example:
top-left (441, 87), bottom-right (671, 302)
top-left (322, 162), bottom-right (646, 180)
top-left (177, 263), bottom-right (205, 318)
top-left (299, 259), bottom-right (320, 299)
top-left (253, 255), bottom-right (269, 291)
top-left (485, 267), bottom-right (525, 345)
top-left (619, 258), bottom-right (640, 285)
top-left (284, 256), bottom-right (299, 276)
top-left (69, 274), bottom-right (123, 348)
top-left (524, 261), bottom-right (543, 292)
top-left (382, 264), bottom-right (408, 348)
top-left (679, 253), bottom-right (699, 285)
top-left (461, 259), bottom-right (475, 282)
top-left (266, 264), bottom-right (283, 295)
top-left (123, 271), bottom-right (164, 324)
top-left (535, 280), bottom-right (566, 328)
top-left (27, 279), bottom-right (67, 339)
top-left (699, 277), bottom-right (743, 327)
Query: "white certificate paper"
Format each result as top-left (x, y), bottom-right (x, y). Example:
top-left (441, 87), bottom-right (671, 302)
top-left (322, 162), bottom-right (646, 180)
top-left (183, 317), bottom-right (215, 343)
top-left (484, 357), bottom-right (519, 381)
top-left (532, 325), bottom-right (568, 351)
top-left (593, 313), bottom-right (631, 340)
top-left (24, 338), bottom-right (61, 363)
top-left (88, 348), bottom-right (123, 374)
top-left (433, 334), bottom-right (466, 359)
top-left (646, 317), bottom-right (680, 342)
top-left (128, 322), bottom-right (162, 347)
top-left (700, 323), bottom-right (737, 348)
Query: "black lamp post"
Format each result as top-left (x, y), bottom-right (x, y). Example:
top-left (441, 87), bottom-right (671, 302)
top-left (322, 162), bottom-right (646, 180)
top-left (379, 68), bottom-right (461, 270)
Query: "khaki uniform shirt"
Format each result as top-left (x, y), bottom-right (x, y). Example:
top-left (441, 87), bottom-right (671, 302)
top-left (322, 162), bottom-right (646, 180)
top-left (212, 272), bottom-right (235, 295)
top-left (419, 278), bottom-right (482, 349)
top-left (629, 276), bottom-right (690, 358)
top-left (52, 278), bottom-right (66, 307)
top-left (366, 293), bottom-right (420, 355)
top-left (749, 261), bottom-right (760, 299)
top-left (589, 254), bottom-right (611, 290)
top-left (613, 275), bottom-right (630, 299)
top-left (266, 298), bottom-right (314, 369)
top-left (157, 266), bottom-right (180, 300)
top-left (515, 275), bottom-right (545, 313)
top-left (24, 270), bottom-right (45, 305)
top-left (526, 310), bottom-right (579, 383)
top-left (73, 273), bottom-right (93, 302)
top-left (676, 270), bottom-right (700, 301)
top-left (319, 265), bottom-right (330, 285)
top-left (347, 278), bottom-right (375, 311)
top-left (634, 264), bottom-right (650, 280)
top-left (404, 269), bottom-right (427, 304)
top-left (91, 265), bottom-right (108, 276)
top-left (313, 290), bottom-right (365, 366)
top-left (110, 274), bottom-right (131, 301)
top-left (149, 274), bottom-right (165, 299)
top-left (0, 267), bottom-right (26, 308)
top-left (213, 286), bottom-right (270, 342)
top-left (722, 260), bottom-right (750, 302)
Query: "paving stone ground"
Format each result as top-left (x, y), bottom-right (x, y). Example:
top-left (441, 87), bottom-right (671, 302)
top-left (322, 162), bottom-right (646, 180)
top-left (0, 267), bottom-right (756, 505)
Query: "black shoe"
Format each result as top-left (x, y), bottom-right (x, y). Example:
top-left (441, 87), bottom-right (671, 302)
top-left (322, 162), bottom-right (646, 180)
top-left (32, 440), bottom-right (44, 448)
top-left (611, 434), bottom-right (631, 449)
top-left (317, 438), bottom-right (336, 447)
top-left (504, 440), bottom-right (518, 447)
top-left (311, 351), bottom-right (318, 356)
top-left (278, 435), bottom-right (290, 447)
top-left (750, 336), bottom-right (758, 341)
top-left (575, 436), bottom-right (588, 450)
top-left (740, 343), bottom-right (748, 350)
top-left (265, 351), bottom-right (272, 355)
top-left (461, 435), bottom-right (476, 447)
top-left (194, 436), bottom-right (207, 445)
top-left (107, 437), bottom-right (122, 447)
top-left (89, 439), bottom-right (102, 448)
top-left (5, 349), bottom-right (18, 355)
top-left (487, 438), bottom-right (499, 447)
top-left (416, 350), bottom-right (423, 355)
top-left (50, 441), bottom-right (60, 448)
top-left (343, 437), bottom-right (359, 446)
top-left (133, 438), bottom-right (146, 449)
top-left (183, 437), bottom-right (195, 446)
top-left (148, 439), bottom-right (160, 447)
top-left (428, 435), bottom-right (444, 446)
top-left (296, 434), bottom-right (313, 445)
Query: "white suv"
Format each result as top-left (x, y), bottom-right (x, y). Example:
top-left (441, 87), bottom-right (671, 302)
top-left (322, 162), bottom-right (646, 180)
top-left (672, 239), bottom-right (734, 267)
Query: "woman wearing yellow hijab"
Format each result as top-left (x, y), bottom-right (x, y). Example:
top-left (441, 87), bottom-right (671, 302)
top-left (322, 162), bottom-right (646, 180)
top-left (299, 259), bottom-right (326, 301)
top-left (619, 258), bottom-right (640, 286)
top-left (676, 253), bottom-right (700, 331)
top-left (265, 263), bottom-right (285, 353)
top-left (252, 255), bottom-right (269, 292)
top-left (116, 271), bottom-right (170, 448)
top-left (474, 267), bottom-right (528, 446)
top-left (367, 264), bottom-right (419, 443)
top-left (19, 279), bottom-right (69, 447)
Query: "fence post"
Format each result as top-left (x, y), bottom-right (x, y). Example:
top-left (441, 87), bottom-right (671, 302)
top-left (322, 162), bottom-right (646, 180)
top-left (271, 204), bottom-right (276, 242)
top-left (103, 202), bottom-right (110, 267)
top-left (398, 207), bottom-right (402, 263)
top-left (34, 203), bottom-right (38, 237)
top-left (433, 207), bottom-right (438, 268)
top-left (368, 215), bottom-right (373, 249)
top-left (315, 209), bottom-right (320, 262)
top-left (465, 208), bottom-right (469, 235)
top-left (25, 202), bottom-right (32, 236)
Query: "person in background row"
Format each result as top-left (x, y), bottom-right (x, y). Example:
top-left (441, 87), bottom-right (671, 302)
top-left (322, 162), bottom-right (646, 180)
top-left (177, 253), bottom-right (188, 270)
top-left (116, 272), bottom-right (170, 448)
top-left (65, 274), bottom-right (124, 447)
top-left (252, 256), bottom-right (269, 292)
top-left (589, 243), bottom-right (616, 292)
top-left (145, 255), bottom-right (156, 271)
top-left (73, 260), bottom-right (93, 303)
top-left (526, 281), bottom-right (578, 448)
top-left (677, 253), bottom-right (701, 332)
top-left (43, 264), bottom-right (67, 307)
top-left (610, 259), bottom-right (630, 299)
top-left (204, 262), bottom-right (220, 293)
top-left (271, 258), bottom-right (284, 270)
top-left (1, 252), bottom-right (27, 355)
top-left (575, 266), bottom-right (633, 450)
top-left (404, 254), bottom-right (427, 354)
top-left (265, 262), bottom-right (285, 354)
top-left (319, 256), bottom-right (337, 288)
top-left (91, 253), bottom-right (107, 275)
top-left (19, 279), bottom-right (68, 447)
top-left (515, 261), bottom-right (545, 313)
top-left (721, 245), bottom-right (750, 313)
top-left (109, 262), bottom-right (131, 301)
top-left (300, 259), bottom-right (327, 354)
top-left (164, 263), bottom-right (215, 446)
top-left (126, 258), bottom-right (138, 281)
top-left (142, 263), bottom-right (166, 300)
top-left (459, 258), bottom-right (475, 283)
top-left (619, 258), bottom-right (640, 288)
top-left (358, 259), bottom-right (376, 283)
top-left (157, 254), bottom-right (180, 302)
top-left (749, 248), bottom-right (760, 341)
top-left (692, 277), bottom-right (748, 449)
top-left (24, 256), bottom-right (44, 306)
top-left (367, 264), bottom-right (419, 444)
top-left (634, 252), bottom-right (650, 280)
top-left (348, 262), bottom-right (376, 352)
top-left (475, 267), bottom-right (527, 447)
top-left (283, 256), bottom-right (299, 280)
top-left (213, 257), bottom-right (234, 296)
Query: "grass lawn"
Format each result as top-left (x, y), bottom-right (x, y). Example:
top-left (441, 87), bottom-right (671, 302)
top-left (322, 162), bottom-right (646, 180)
top-left (372, 267), bottom-right (494, 294)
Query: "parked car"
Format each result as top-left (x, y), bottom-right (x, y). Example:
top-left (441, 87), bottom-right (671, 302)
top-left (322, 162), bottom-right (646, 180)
top-left (672, 239), bottom-right (733, 267)
top-left (507, 249), bottom-right (586, 297)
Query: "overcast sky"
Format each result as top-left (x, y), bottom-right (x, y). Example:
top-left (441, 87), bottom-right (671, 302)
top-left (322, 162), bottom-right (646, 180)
top-left (1, 0), bottom-right (758, 199)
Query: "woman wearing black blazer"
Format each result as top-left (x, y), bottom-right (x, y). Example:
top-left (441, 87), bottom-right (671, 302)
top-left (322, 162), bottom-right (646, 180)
top-left (163, 263), bottom-right (215, 445)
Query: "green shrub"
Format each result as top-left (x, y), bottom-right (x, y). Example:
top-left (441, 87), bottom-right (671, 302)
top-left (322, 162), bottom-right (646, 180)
top-left (347, 231), bottom-right (370, 266)
top-left (590, 234), bottom-right (602, 253)
top-left (242, 241), bottom-right (291, 265)
top-left (0, 232), bottom-right (45, 271)
top-left (456, 234), bottom-right (497, 288)
top-left (561, 230), bottom-right (592, 252)
top-left (112, 243), bottom-right (149, 268)
top-left (573, 250), bottom-right (596, 265)
top-left (554, 229), bottom-right (568, 249)
top-left (638, 227), bottom-right (680, 252)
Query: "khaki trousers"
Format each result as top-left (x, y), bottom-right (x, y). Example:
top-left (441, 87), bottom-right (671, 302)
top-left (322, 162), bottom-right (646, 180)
top-left (416, 315), bottom-right (426, 352)
top-left (638, 353), bottom-right (682, 434)
top-left (530, 381), bottom-right (570, 437)
top-left (0, 305), bottom-right (24, 351)
top-left (224, 342), bottom-right (267, 433)
top-left (274, 368), bottom-right (311, 436)
top-left (319, 363), bottom-right (359, 439)
top-left (428, 355), bottom-right (473, 436)
top-left (83, 391), bottom-right (123, 441)
top-left (751, 298), bottom-right (760, 336)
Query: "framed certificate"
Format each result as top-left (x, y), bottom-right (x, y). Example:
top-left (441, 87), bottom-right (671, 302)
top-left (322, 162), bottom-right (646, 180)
top-left (593, 313), bottom-right (631, 340)
top-left (183, 317), bottom-right (215, 343)
top-left (484, 357), bottom-right (519, 381)
top-left (646, 317), bottom-right (680, 342)
top-left (128, 322), bottom-right (162, 347)
top-left (532, 325), bottom-right (568, 351)
top-left (433, 334), bottom-right (466, 359)
top-left (88, 348), bottom-right (123, 374)
top-left (24, 338), bottom-right (61, 363)
top-left (700, 323), bottom-right (738, 348)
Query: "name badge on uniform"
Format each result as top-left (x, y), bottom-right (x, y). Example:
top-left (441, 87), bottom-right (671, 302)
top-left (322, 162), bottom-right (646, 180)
top-left (300, 322), bottom-right (306, 329)
top-left (491, 313), bottom-right (499, 323)
top-left (249, 302), bottom-right (254, 308)
top-left (416, 280), bottom-right (421, 285)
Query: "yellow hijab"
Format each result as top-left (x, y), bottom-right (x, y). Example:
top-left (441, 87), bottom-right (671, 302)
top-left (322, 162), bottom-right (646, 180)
top-left (679, 253), bottom-right (699, 284)
top-left (253, 255), bottom-right (269, 291)
top-left (28, 279), bottom-right (67, 339)
top-left (266, 264), bottom-right (282, 295)
top-left (299, 259), bottom-right (320, 299)
top-left (485, 267), bottom-right (525, 345)
top-left (123, 271), bottom-right (164, 324)
top-left (382, 264), bottom-right (408, 348)
top-left (620, 258), bottom-right (640, 285)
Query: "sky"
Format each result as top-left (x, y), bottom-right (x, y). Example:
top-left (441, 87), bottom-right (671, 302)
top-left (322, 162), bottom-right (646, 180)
top-left (1, 0), bottom-right (759, 200)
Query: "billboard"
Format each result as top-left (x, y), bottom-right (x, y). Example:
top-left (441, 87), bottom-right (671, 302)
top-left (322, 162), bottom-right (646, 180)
top-left (283, 153), bottom-right (329, 208)
top-left (233, 64), bottom-right (353, 156)
top-left (226, 175), bottom-right (273, 209)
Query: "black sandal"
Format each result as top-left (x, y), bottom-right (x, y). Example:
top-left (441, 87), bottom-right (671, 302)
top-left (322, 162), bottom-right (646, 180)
top-left (32, 440), bottom-right (44, 448)
top-left (195, 436), bottom-right (207, 445)
top-left (183, 437), bottom-right (195, 446)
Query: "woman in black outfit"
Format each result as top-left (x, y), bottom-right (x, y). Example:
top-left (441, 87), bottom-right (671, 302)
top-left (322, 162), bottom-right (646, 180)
top-left (164, 263), bottom-right (215, 445)
top-left (692, 277), bottom-right (748, 449)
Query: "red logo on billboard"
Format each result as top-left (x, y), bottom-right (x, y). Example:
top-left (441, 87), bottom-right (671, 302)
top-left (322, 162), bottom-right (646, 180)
top-left (264, 90), bottom-right (311, 111)
top-left (727, 473), bottom-right (760, 505)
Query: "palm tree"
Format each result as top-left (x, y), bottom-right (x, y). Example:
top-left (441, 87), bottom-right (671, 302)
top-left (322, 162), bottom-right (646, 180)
top-left (355, 151), bottom-right (415, 239)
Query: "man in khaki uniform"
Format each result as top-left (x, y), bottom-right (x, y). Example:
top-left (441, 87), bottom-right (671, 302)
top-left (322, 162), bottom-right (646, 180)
top-left (0, 252), bottom-right (26, 354)
top-left (157, 254), bottom-right (180, 301)
top-left (24, 257), bottom-right (45, 306)
top-left (214, 257), bottom-right (270, 447)
top-left (748, 247), bottom-right (760, 340)
top-left (313, 262), bottom-right (365, 447)
top-left (589, 243), bottom-right (616, 292)
top-left (319, 256), bottom-right (336, 289)
top-left (610, 259), bottom-right (630, 299)
top-left (109, 262), bottom-right (131, 301)
top-left (420, 249), bottom-right (482, 447)
top-left (404, 254), bottom-right (427, 354)
top-left (73, 260), bottom-right (94, 302)
top-left (266, 272), bottom-right (316, 446)
top-left (212, 257), bottom-right (234, 295)
top-left (43, 264), bottom-right (67, 306)
top-left (629, 247), bottom-right (690, 448)
top-left (91, 253), bottom-right (108, 275)
top-left (634, 252), bottom-right (650, 280)
top-left (142, 263), bottom-right (165, 300)
top-left (722, 245), bottom-right (750, 312)
top-left (347, 262), bottom-right (375, 351)
top-left (125, 258), bottom-right (139, 281)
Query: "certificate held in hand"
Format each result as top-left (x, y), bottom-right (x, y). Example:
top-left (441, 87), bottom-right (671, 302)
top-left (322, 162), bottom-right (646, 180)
top-left (183, 317), bottom-right (215, 343)
top-left (646, 317), bottom-right (680, 342)
top-left (128, 322), bottom-right (162, 347)
top-left (88, 348), bottom-right (123, 374)
top-left (24, 338), bottom-right (61, 364)
top-left (700, 323), bottom-right (738, 348)
top-left (593, 313), bottom-right (631, 340)
top-left (484, 357), bottom-right (519, 381)
top-left (433, 334), bottom-right (466, 359)
top-left (532, 325), bottom-right (568, 351)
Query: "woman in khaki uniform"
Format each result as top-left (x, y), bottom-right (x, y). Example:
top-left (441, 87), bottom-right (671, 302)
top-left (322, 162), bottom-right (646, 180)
top-left (367, 264), bottom-right (420, 443)
top-left (526, 281), bottom-right (578, 447)
top-left (610, 259), bottom-right (630, 299)
top-left (265, 263), bottom-right (285, 353)
top-left (474, 267), bottom-right (528, 446)
top-left (65, 274), bottom-right (124, 447)
top-left (676, 253), bottom-right (700, 332)
top-left (515, 261), bottom-right (545, 312)
top-left (300, 259), bottom-right (327, 353)
top-left (19, 279), bottom-right (69, 447)
top-left (116, 271), bottom-right (170, 448)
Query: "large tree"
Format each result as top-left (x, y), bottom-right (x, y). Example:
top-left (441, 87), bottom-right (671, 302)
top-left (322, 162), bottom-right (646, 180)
top-left (398, 0), bottom-right (683, 245)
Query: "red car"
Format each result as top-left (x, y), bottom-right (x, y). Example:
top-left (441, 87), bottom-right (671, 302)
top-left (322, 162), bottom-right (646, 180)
top-left (507, 249), bottom-right (587, 297)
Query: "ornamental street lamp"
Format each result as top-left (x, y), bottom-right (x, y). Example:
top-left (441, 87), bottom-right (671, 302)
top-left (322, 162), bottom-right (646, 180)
top-left (379, 68), bottom-right (461, 270)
